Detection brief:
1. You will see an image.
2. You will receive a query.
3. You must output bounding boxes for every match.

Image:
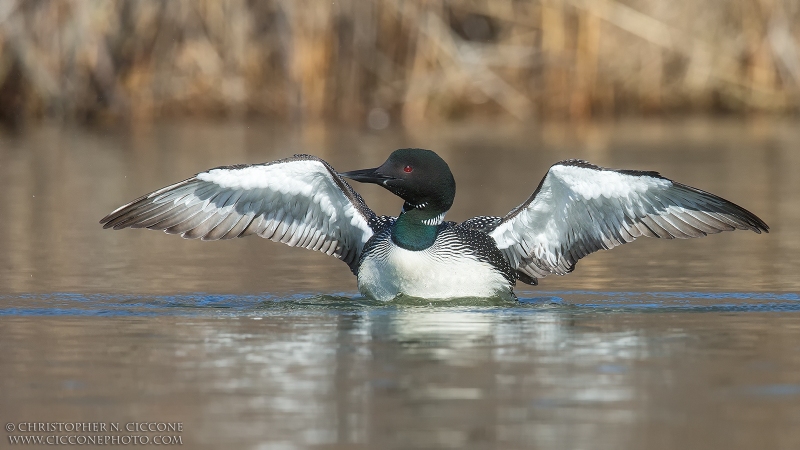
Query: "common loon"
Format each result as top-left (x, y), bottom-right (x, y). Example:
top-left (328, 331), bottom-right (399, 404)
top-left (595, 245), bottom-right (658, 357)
top-left (100, 149), bottom-right (768, 301)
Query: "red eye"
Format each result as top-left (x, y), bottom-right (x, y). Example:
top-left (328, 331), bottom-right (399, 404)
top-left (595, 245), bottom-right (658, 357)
top-left (403, 165), bottom-right (413, 173)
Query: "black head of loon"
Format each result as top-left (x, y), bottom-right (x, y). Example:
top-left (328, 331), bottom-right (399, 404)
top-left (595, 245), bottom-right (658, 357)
top-left (341, 148), bottom-right (456, 214)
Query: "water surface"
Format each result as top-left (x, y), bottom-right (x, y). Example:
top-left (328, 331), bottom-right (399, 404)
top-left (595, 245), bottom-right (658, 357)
top-left (1, 120), bottom-right (799, 449)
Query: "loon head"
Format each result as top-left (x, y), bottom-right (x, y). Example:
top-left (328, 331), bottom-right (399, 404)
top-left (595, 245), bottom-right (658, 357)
top-left (341, 148), bottom-right (456, 213)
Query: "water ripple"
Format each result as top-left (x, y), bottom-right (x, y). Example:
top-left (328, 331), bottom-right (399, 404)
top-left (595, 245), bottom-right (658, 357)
top-left (0, 290), bottom-right (797, 317)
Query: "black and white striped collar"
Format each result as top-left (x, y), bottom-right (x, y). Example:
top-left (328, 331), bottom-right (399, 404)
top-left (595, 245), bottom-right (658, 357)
top-left (401, 202), bottom-right (447, 226)
top-left (422, 211), bottom-right (447, 226)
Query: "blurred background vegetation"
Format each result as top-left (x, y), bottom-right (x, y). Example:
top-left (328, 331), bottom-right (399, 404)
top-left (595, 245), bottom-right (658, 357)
top-left (0, 0), bottom-right (798, 129)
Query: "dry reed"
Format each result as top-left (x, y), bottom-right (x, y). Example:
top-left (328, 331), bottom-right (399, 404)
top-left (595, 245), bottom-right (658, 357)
top-left (0, 0), bottom-right (797, 127)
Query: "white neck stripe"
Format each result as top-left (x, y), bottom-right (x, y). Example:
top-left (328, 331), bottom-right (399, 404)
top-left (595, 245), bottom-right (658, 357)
top-left (422, 211), bottom-right (447, 226)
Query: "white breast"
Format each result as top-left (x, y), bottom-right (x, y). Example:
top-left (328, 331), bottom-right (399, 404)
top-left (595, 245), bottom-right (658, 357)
top-left (356, 243), bottom-right (512, 301)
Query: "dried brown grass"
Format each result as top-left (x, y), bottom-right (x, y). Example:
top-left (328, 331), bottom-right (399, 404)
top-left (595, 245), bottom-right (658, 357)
top-left (0, 0), bottom-right (798, 127)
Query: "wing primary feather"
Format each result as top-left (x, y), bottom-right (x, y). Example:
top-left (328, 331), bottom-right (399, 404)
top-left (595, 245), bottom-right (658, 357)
top-left (683, 210), bottom-right (732, 232)
top-left (242, 215), bottom-right (264, 237)
top-left (148, 203), bottom-right (206, 231)
top-left (220, 213), bottom-right (253, 240)
top-left (308, 229), bottom-right (324, 250)
top-left (671, 210), bottom-right (712, 235)
top-left (663, 211), bottom-right (705, 238)
top-left (110, 202), bottom-right (175, 229)
top-left (280, 219), bottom-right (300, 244)
top-left (641, 215), bottom-right (674, 238)
top-left (131, 206), bottom-right (193, 229)
top-left (263, 210), bottom-right (286, 238)
top-left (182, 214), bottom-right (224, 239)
top-left (105, 200), bottom-right (169, 228)
top-left (164, 211), bottom-right (211, 235)
top-left (287, 222), bottom-right (307, 246)
top-left (202, 212), bottom-right (244, 241)
top-left (257, 215), bottom-right (275, 238)
top-left (297, 222), bottom-right (317, 248)
top-left (649, 212), bottom-right (687, 238)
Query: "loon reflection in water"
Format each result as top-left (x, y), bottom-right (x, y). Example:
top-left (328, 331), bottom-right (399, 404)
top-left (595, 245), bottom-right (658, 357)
top-left (101, 149), bottom-right (768, 301)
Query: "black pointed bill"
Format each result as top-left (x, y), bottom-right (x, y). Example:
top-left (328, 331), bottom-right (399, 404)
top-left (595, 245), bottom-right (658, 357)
top-left (340, 167), bottom-right (395, 185)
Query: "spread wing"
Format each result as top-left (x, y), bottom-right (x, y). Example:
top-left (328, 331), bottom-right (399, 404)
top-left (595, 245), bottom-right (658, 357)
top-left (100, 154), bottom-right (378, 272)
top-left (487, 159), bottom-right (769, 282)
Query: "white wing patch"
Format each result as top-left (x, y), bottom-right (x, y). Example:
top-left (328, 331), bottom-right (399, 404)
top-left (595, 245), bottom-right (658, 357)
top-left (489, 160), bottom-right (768, 280)
top-left (548, 164), bottom-right (671, 200)
top-left (101, 155), bottom-right (376, 270)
